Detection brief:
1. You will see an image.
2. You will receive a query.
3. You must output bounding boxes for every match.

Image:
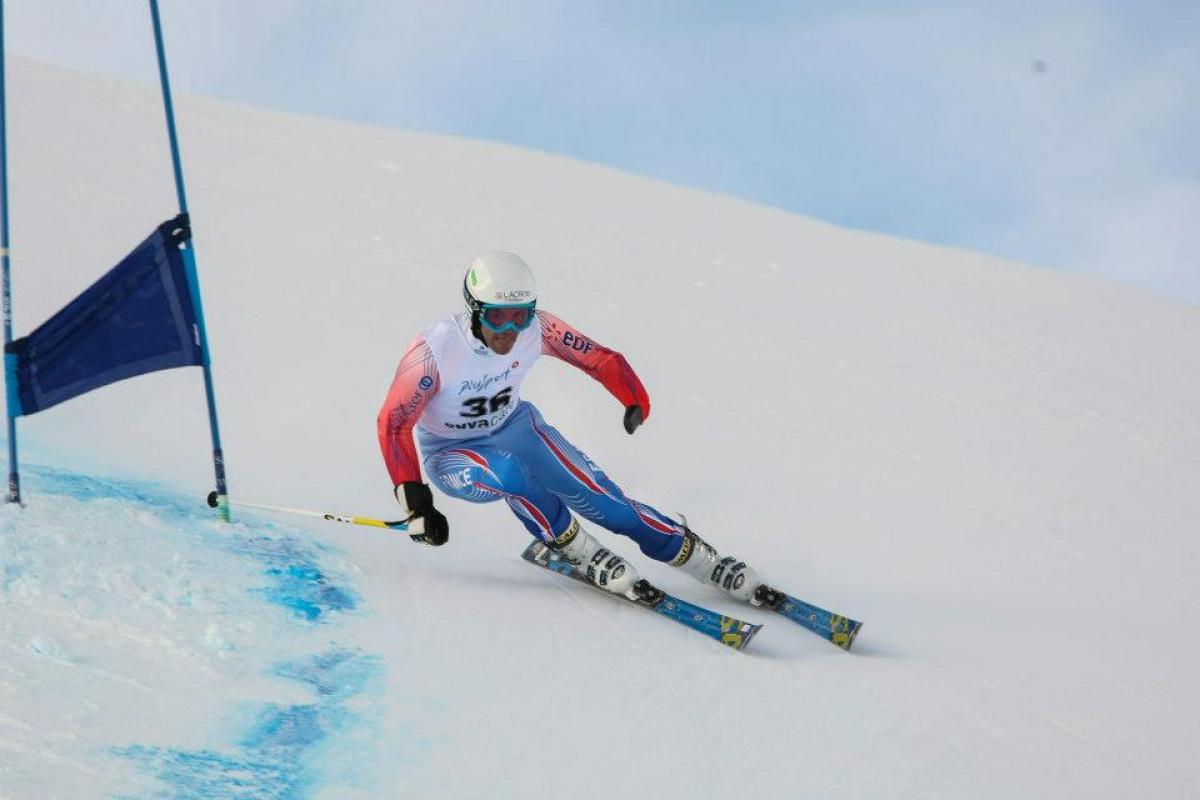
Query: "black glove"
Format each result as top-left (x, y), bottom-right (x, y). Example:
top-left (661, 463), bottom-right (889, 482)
top-left (623, 404), bottom-right (645, 435)
top-left (398, 482), bottom-right (449, 546)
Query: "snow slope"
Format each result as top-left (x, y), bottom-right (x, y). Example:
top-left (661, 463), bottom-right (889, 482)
top-left (3, 58), bottom-right (1199, 798)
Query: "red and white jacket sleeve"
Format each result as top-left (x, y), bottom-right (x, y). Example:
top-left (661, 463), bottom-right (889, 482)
top-left (537, 310), bottom-right (651, 417)
top-left (377, 334), bottom-right (440, 486)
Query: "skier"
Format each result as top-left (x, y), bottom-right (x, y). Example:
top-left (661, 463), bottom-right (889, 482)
top-left (377, 252), bottom-right (763, 602)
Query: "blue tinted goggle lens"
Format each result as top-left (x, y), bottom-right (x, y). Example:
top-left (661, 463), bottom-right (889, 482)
top-left (480, 303), bottom-right (535, 333)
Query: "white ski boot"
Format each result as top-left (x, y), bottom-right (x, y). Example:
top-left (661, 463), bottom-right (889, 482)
top-left (670, 529), bottom-right (763, 605)
top-left (551, 518), bottom-right (639, 596)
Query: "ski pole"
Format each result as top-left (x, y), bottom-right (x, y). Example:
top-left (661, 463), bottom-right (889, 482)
top-left (205, 491), bottom-right (410, 531)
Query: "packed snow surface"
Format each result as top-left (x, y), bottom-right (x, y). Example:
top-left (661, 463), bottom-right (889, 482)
top-left (2, 59), bottom-right (1198, 798)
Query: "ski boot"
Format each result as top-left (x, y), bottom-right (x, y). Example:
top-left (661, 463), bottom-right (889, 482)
top-left (670, 528), bottom-right (764, 605)
top-left (550, 517), bottom-right (639, 596)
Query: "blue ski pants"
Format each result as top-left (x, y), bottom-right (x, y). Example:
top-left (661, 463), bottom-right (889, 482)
top-left (419, 402), bottom-right (686, 562)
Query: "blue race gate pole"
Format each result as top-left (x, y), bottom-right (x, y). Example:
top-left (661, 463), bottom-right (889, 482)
top-left (149, 0), bottom-right (229, 520)
top-left (0, 1), bottom-right (22, 506)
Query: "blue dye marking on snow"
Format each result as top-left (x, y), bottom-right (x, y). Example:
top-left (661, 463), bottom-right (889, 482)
top-left (20, 464), bottom-right (384, 797)
top-left (25, 464), bottom-right (204, 519)
top-left (22, 464), bottom-right (358, 622)
top-left (260, 562), bottom-right (357, 622)
top-left (2, 562), bottom-right (21, 591)
top-left (116, 649), bottom-right (384, 800)
top-left (269, 648), bottom-right (380, 702)
top-left (115, 745), bottom-right (304, 800)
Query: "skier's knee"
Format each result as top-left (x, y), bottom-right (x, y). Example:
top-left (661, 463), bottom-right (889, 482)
top-left (479, 451), bottom-right (536, 496)
top-left (428, 447), bottom-right (536, 502)
top-left (428, 462), bottom-right (500, 504)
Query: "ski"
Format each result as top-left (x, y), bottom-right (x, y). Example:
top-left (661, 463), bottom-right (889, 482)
top-left (753, 585), bottom-right (862, 650)
top-left (521, 541), bottom-right (760, 652)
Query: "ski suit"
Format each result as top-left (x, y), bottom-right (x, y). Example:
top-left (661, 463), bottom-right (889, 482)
top-left (377, 311), bottom-right (686, 562)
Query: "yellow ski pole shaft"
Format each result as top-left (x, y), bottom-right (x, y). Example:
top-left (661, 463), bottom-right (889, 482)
top-left (205, 491), bottom-right (410, 531)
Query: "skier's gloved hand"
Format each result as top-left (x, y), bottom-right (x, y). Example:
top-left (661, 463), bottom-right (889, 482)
top-left (623, 404), bottom-right (645, 435)
top-left (397, 482), bottom-right (449, 546)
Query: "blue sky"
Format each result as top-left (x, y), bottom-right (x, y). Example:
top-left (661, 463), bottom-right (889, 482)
top-left (7, 1), bottom-right (1199, 304)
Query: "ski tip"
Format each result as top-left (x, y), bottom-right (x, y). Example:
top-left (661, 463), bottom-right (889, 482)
top-left (739, 622), bottom-right (764, 652)
top-left (833, 620), bottom-right (863, 651)
top-left (721, 618), bottom-right (762, 652)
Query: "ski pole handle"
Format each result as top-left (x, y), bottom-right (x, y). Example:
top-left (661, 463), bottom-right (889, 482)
top-left (205, 491), bottom-right (410, 531)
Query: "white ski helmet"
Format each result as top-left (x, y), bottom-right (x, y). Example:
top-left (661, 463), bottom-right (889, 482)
top-left (463, 252), bottom-right (538, 312)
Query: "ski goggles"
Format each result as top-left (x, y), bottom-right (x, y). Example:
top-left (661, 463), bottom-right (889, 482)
top-left (479, 302), bottom-right (537, 334)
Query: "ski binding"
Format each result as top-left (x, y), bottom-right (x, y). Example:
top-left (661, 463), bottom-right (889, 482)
top-left (522, 541), bottom-right (760, 652)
